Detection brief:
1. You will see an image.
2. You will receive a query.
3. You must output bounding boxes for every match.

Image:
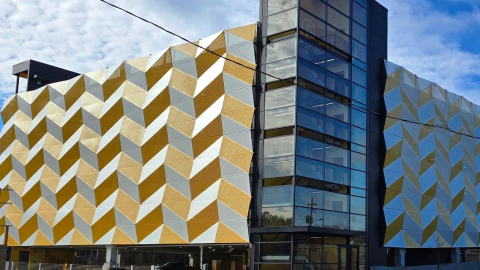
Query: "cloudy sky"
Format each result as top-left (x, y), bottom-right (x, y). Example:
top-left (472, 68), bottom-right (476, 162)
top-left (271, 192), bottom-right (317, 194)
top-left (1, 0), bottom-right (480, 110)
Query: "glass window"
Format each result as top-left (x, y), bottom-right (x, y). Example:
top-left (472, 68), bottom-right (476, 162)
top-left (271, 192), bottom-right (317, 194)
top-left (265, 86), bottom-right (296, 110)
top-left (265, 106), bottom-right (295, 130)
top-left (296, 157), bottom-right (325, 181)
top-left (329, 0), bottom-right (350, 16)
top-left (298, 59), bottom-right (326, 87)
top-left (295, 207), bottom-right (323, 227)
top-left (350, 214), bottom-right (366, 231)
top-left (326, 99), bottom-right (349, 123)
top-left (324, 211), bottom-right (349, 230)
top-left (299, 37), bottom-right (327, 68)
top-left (264, 136), bottom-right (295, 158)
top-left (351, 196), bottom-right (366, 214)
top-left (352, 84), bottom-right (367, 104)
top-left (352, 66), bottom-right (367, 88)
top-left (267, 38), bottom-right (297, 63)
top-left (266, 58), bottom-right (297, 83)
top-left (326, 53), bottom-right (350, 79)
top-left (267, 9), bottom-right (297, 35)
top-left (351, 188), bottom-right (366, 197)
top-left (355, 0), bottom-right (367, 8)
top-left (353, 22), bottom-right (367, 45)
top-left (351, 127), bottom-right (366, 146)
top-left (298, 87), bottom-right (326, 114)
top-left (260, 242), bottom-right (291, 261)
top-left (327, 26), bottom-right (350, 53)
top-left (268, 0), bottom-right (297, 15)
top-left (352, 40), bottom-right (367, 63)
top-left (263, 186), bottom-right (294, 207)
top-left (295, 187), bottom-right (325, 208)
top-left (328, 7), bottom-right (350, 34)
top-left (326, 117), bottom-right (350, 141)
top-left (325, 146), bottom-right (349, 167)
top-left (299, 10), bottom-right (327, 41)
top-left (297, 136), bottom-right (325, 161)
top-left (261, 265), bottom-right (290, 270)
top-left (298, 108), bottom-right (326, 133)
top-left (262, 207), bottom-right (293, 227)
top-left (324, 192), bottom-right (349, 212)
top-left (351, 152), bottom-right (366, 171)
top-left (351, 170), bottom-right (366, 188)
top-left (351, 144), bottom-right (366, 154)
top-left (351, 109), bottom-right (366, 128)
top-left (300, 0), bottom-right (326, 20)
top-left (352, 58), bottom-right (367, 71)
top-left (264, 156), bottom-right (295, 178)
top-left (326, 72), bottom-right (351, 98)
top-left (325, 163), bottom-right (349, 185)
top-left (353, 2), bottom-right (367, 27)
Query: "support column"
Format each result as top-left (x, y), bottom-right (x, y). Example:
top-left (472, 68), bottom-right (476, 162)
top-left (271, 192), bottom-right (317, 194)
top-left (393, 248), bottom-right (406, 267)
top-left (188, 254), bottom-right (199, 267)
top-left (104, 246), bottom-right (117, 270)
top-left (199, 246), bottom-right (204, 270)
top-left (451, 248), bottom-right (460, 263)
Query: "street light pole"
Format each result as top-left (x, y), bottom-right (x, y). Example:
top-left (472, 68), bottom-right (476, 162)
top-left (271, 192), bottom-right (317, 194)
top-left (307, 198), bottom-right (317, 226)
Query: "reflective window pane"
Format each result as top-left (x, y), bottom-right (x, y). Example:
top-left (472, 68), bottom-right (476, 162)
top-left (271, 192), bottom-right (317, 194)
top-left (352, 109), bottom-right (366, 128)
top-left (295, 207), bottom-right (323, 227)
top-left (262, 207), bottom-right (293, 227)
top-left (267, 38), bottom-right (297, 63)
top-left (264, 156), bottom-right (295, 178)
top-left (353, 2), bottom-right (367, 27)
top-left (352, 84), bottom-right (367, 104)
top-left (353, 58), bottom-right (367, 71)
top-left (329, 0), bottom-right (350, 16)
top-left (355, 0), bottom-right (367, 8)
top-left (264, 136), bottom-right (295, 158)
top-left (265, 106), bottom-right (295, 129)
top-left (298, 58), bottom-right (326, 87)
top-left (298, 108), bottom-right (326, 133)
top-left (261, 265), bottom-right (290, 270)
top-left (295, 187), bottom-right (325, 208)
top-left (260, 242), bottom-right (291, 262)
top-left (351, 127), bottom-right (366, 146)
top-left (351, 196), bottom-right (366, 215)
top-left (266, 58), bottom-right (297, 83)
top-left (327, 26), bottom-right (350, 53)
top-left (353, 22), bottom-right (367, 45)
top-left (351, 188), bottom-right (366, 197)
top-left (296, 157), bottom-right (325, 181)
top-left (268, 9), bottom-right (297, 35)
top-left (351, 170), bottom-right (366, 188)
top-left (265, 86), bottom-right (296, 110)
top-left (350, 214), bottom-right (366, 231)
top-left (325, 163), bottom-right (349, 185)
top-left (325, 146), bottom-right (350, 167)
top-left (297, 136), bottom-right (325, 161)
top-left (263, 186), bottom-right (294, 207)
top-left (324, 192), bottom-right (349, 212)
top-left (300, 0), bottom-right (326, 20)
top-left (326, 72), bottom-right (351, 98)
top-left (268, 0), bottom-right (297, 15)
top-left (352, 40), bottom-right (367, 63)
top-left (327, 7), bottom-right (350, 34)
top-left (326, 117), bottom-right (350, 141)
top-left (326, 99), bottom-right (349, 122)
top-left (326, 53), bottom-right (350, 79)
top-left (298, 87), bottom-right (326, 114)
top-left (299, 10), bottom-right (327, 41)
top-left (299, 37), bottom-right (327, 68)
top-left (351, 152), bottom-right (366, 171)
top-left (351, 143), bottom-right (366, 154)
top-left (324, 211), bottom-right (349, 230)
top-left (352, 66), bottom-right (367, 88)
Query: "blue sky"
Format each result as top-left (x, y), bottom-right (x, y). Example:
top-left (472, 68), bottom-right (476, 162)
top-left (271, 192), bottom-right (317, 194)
top-left (0, 0), bottom-right (480, 124)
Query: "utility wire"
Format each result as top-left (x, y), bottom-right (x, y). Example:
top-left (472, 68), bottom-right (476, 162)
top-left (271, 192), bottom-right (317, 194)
top-left (99, 0), bottom-right (480, 141)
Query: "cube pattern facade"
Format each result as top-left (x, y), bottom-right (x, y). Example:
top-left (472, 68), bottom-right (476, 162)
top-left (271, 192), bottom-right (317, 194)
top-left (383, 60), bottom-right (480, 248)
top-left (0, 24), bottom-right (257, 246)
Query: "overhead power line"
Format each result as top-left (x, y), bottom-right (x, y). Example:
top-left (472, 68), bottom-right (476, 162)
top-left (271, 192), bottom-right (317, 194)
top-left (99, 0), bottom-right (480, 141)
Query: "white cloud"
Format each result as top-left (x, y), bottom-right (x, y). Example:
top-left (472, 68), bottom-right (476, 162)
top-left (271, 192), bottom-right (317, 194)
top-left (0, 0), bottom-right (258, 102)
top-left (377, 0), bottom-right (480, 104)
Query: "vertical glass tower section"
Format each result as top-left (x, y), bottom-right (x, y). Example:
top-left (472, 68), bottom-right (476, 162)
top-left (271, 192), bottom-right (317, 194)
top-left (251, 0), bottom-right (387, 269)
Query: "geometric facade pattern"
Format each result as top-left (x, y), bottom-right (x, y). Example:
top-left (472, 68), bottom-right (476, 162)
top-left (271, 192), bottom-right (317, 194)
top-left (0, 24), bottom-right (257, 246)
top-left (383, 60), bottom-right (480, 248)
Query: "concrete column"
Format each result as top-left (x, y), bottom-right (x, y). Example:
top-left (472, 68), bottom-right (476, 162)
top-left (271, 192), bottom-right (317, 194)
top-left (451, 248), bottom-right (461, 263)
top-left (393, 248), bottom-right (406, 267)
top-left (103, 246), bottom-right (117, 270)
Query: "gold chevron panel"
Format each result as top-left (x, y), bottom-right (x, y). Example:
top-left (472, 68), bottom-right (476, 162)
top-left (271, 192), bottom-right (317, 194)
top-left (0, 24), bottom-right (257, 246)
